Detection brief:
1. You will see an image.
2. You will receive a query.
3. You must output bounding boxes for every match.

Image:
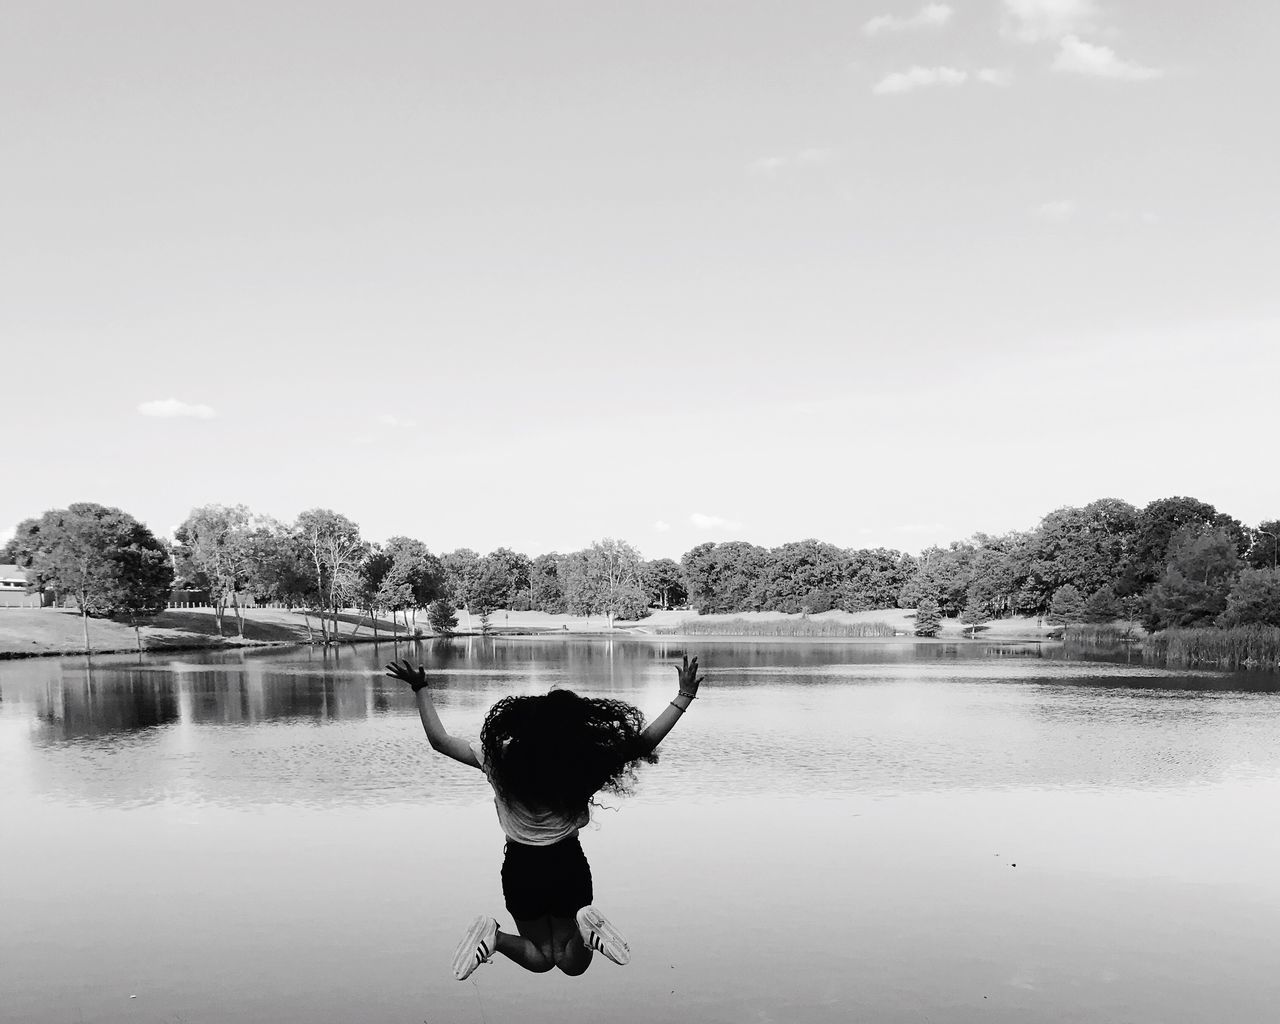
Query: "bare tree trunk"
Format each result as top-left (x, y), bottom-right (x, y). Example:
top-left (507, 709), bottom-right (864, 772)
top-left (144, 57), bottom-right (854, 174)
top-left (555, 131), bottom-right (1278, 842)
top-left (302, 612), bottom-right (314, 643)
top-left (134, 622), bottom-right (143, 654)
top-left (232, 591), bottom-right (245, 637)
top-left (370, 606), bottom-right (378, 641)
top-left (213, 599), bottom-right (224, 636)
top-left (82, 609), bottom-right (90, 654)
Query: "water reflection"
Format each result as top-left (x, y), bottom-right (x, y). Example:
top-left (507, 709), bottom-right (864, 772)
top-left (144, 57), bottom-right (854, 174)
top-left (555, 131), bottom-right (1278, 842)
top-left (5, 639), bottom-right (1280, 1024)
top-left (2, 639), bottom-right (1279, 812)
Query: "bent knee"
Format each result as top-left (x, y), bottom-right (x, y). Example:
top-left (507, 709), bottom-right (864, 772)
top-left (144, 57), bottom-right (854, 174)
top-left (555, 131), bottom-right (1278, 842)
top-left (529, 944), bottom-right (556, 972)
top-left (554, 947), bottom-right (593, 977)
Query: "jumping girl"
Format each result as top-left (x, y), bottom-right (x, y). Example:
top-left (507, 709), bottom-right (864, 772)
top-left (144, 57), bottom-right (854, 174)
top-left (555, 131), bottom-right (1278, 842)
top-left (386, 654), bottom-right (704, 981)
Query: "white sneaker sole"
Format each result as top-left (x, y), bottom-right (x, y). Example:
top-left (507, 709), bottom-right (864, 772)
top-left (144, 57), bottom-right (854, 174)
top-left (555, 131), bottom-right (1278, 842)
top-left (576, 906), bottom-right (631, 966)
top-left (452, 915), bottom-right (497, 981)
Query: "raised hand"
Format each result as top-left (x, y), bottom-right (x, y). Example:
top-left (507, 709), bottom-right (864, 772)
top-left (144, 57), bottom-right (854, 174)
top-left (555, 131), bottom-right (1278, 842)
top-left (674, 655), bottom-right (703, 698)
top-left (385, 659), bottom-right (429, 693)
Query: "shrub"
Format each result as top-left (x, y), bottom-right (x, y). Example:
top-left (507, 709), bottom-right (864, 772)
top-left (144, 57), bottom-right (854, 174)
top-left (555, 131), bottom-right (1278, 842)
top-left (1083, 585), bottom-right (1121, 623)
top-left (914, 597), bottom-right (941, 637)
top-left (1222, 568), bottom-right (1280, 627)
top-left (426, 599), bottom-right (458, 636)
top-left (1048, 584), bottom-right (1086, 624)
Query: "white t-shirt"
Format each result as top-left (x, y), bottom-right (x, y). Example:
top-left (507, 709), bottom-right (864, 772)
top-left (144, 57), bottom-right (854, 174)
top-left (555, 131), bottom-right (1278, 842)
top-left (471, 740), bottom-right (589, 846)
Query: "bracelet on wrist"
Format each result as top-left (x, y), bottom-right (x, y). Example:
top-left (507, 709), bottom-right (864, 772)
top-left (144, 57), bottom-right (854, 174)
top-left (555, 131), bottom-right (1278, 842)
top-left (678, 691), bottom-right (697, 700)
top-left (669, 700), bottom-right (686, 713)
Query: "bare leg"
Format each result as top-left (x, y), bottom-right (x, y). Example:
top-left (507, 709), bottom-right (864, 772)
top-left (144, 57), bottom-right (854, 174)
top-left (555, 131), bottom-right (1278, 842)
top-left (551, 914), bottom-right (592, 976)
top-left (496, 917), bottom-right (555, 973)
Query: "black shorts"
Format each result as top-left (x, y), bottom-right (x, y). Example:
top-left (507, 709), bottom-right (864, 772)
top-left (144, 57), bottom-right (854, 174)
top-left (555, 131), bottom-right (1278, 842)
top-left (500, 834), bottom-right (594, 921)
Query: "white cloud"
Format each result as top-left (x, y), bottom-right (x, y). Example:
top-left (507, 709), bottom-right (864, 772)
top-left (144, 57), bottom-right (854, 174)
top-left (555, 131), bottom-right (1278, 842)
top-left (0, 524), bottom-right (13, 548)
top-left (749, 147), bottom-right (833, 175)
top-left (137, 398), bottom-right (216, 419)
top-left (864, 3), bottom-right (953, 36)
top-left (872, 66), bottom-right (967, 95)
top-left (1052, 35), bottom-right (1163, 80)
top-left (377, 413), bottom-right (418, 428)
top-left (653, 520), bottom-right (671, 532)
top-left (976, 68), bottom-right (1014, 86)
top-left (1001, 0), bottom-right (1099, 42)
top-left (690, 512), bottom-right (744, 531)
top-left (1035, 199), bottom-right (1078, 222)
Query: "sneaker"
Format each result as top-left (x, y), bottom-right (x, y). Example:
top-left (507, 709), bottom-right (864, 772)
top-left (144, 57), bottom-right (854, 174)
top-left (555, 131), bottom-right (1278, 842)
top-left (452, 915), bottom-right (498, 981)
top-left (575, 905), bottom-right (631, 966)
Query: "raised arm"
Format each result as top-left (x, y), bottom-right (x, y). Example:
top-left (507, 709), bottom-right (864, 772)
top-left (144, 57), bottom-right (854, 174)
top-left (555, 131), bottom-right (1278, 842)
top-left (637, 655), bottom-right (703, 755)
top-left (386, 660), bottom-right (482, 769)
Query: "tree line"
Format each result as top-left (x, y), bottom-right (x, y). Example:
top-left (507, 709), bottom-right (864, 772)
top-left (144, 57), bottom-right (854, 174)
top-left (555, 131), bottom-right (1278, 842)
top-left (2, 502), bottom-right (669, 646)
top-left (678, 497), bottom-right (1280, 634)
top-left (5, 495), bottom-right (1279, 651)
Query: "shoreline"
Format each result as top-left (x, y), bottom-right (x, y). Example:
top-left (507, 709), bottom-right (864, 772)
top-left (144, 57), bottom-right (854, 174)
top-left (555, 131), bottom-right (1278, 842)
top-left (0, 625), bottom-right (1057, 661)
top-left (0, 606), bottom-right (1066, 661)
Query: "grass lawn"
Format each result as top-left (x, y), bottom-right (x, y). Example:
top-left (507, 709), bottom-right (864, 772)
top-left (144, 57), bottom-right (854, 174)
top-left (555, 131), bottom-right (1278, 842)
top-left (0, 607), bottom-right (414, 657)
top-left (0, 604), bottom-right (1060, 657)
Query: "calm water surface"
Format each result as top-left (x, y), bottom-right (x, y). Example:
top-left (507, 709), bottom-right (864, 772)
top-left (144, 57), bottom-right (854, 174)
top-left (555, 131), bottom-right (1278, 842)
top-left (3, 639), bottom-right (1279, 1024)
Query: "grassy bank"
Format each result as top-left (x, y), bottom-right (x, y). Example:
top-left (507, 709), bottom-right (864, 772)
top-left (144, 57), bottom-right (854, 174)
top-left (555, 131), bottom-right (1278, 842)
top-left (642, 609), bottom-right (1056, 640)
top-left (1, 605), bottom-right (1066, 658)
top-left (0, 607), bottom-right (416, 658)
top-left (657, 617), bottom-right (895, 637)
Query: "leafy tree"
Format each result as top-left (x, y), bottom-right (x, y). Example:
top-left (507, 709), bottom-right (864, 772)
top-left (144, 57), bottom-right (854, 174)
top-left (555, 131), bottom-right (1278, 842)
top-left (897, 542), bottom-right (974, 617)
top-left (530, 553), bottom-right (566, 613)
top-left (563, 539), bottom-right (647, 627)
top-left (1082, 585), bottom-right (1122, 623)
top-left (295, 509), bottom-right (363, 643)
top-left (487, 547), bottom-right (532, 610)
top-left (751, 539), bottom-right (850, 613)
top-left (1119, 497), bottom-right (1242, 596)
top-left (964, 543), bottom-right (1020, 621)
top-left (959, 595), bottom-right (990, 637)
top-left (841, 548), bottom-right (916, 611)
top-left (381, 537), bottom-right (445, 633)
top-left (356, 545), bottom-right (395, 639)
top-left (173, 504), bottom-right (258, 636)
top-left (1144, 526), bottom-right (1240, 630)
top-left (642, 557), bottom-right (687, 610)
top-left (1047, 584), bottom-right (1087, 625)
top-left (1222, 568), bottom-right (1280, 627)
top-left (112, 535), bottom-right (176, 652)
top-left (243, 525), bottom-right (319, 625)
top-left (681, 541), bottom-right (768, 615)
top-left (427, 598), bottom-right (459, 636)
top-left (8, 503), bottom-right (173, 652)
top-left (471, 556), bottom-right (514, 623)
top-left (914, 597), bottom-right (941, 637)
top-left (1245, 520), bottom-right (1280, 571)
top-left (441, 548), bottom-right (482, 628)
top-left (1023, 500), bottom-right (1137, 613)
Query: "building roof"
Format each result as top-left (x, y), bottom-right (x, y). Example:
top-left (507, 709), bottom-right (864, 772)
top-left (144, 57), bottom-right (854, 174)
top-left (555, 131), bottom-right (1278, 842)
top-left (0, 564), bottom-right (28, 583)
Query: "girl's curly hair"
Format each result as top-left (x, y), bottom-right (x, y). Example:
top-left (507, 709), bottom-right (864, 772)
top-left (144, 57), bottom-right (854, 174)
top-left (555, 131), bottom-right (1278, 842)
top-left (480, 689), bottom-right (658, 814)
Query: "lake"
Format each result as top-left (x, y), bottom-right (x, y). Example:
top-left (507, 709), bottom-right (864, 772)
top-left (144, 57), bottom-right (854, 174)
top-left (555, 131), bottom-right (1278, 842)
top-left (3, 638), bottom-right (1279, 1024)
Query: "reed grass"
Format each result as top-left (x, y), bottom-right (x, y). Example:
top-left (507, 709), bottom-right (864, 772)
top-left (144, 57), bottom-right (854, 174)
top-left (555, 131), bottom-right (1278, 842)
top-left (658, 617), bottom-right (896, 638)
top-left (1145, 626), bottom-right (1280, 672)
top-left (1063, 624), bottom-right (1141, 645)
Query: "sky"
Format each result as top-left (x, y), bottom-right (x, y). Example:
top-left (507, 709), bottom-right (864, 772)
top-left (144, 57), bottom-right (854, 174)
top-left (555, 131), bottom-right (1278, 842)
top-left (3, 0), bottom-right (1277, 560)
